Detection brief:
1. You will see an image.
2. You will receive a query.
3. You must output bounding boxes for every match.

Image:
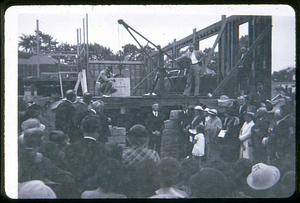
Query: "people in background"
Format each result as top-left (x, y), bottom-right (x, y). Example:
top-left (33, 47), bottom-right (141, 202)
top-left (238, 111), bottom-right (255, 162)
top-left (175, 43), bottom-right (206, 97)
top-left (205, 109), bottom-right (222, 161)
top-left (95, 66), bottom-right (117, 96)
top-left (81, 159), bottom-right (126, 199)
top-left (150, 157), bottom-right (189, 198)
top-left (145, 102), bottom-right (165, 155)
top-left (55, 90), bottom-right (77, 141)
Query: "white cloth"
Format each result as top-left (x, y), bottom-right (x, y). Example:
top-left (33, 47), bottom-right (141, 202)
top-left (192, 133), bottom-right (205, 157)
top-left (190, 52), bottom-right (198, 64)
top-left (239, 120), bottom-right (255, 161)
top-left (152, 111), bottom-right (158, 117)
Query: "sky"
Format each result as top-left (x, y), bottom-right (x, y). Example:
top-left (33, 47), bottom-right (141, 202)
top-left (3, 5), bottom-right (297, 198)
top-left (7, 5), bottom-right (295, 72)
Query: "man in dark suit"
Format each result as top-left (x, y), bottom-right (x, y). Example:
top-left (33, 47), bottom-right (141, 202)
top-left (64, 115), bottom-right (106, 193)
top-left (55, 90), bottom-right (77, 140)
top-left (145, 102), bottom-right (165, 155)
top-left (235, 95), bottom-right (248, 126)
top-left (89, 100), bottom-right (112, 144)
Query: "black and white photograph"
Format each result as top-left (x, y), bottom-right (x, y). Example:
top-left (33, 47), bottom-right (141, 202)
top-left (4, 5), bottom-right (297, 199)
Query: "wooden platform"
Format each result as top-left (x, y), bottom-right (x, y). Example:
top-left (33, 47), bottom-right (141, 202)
top-left (92, 94), bottom-right (223, 111)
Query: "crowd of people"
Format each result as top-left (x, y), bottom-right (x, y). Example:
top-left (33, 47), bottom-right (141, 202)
top-left (17, 87), bottom-right (296, 199)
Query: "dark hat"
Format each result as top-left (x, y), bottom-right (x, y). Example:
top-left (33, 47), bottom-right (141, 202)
top-left (128, 124), bottom-right (148, 138)
top-left (264, 100), bottom-right (273, 111)
top-left (83, 92), bottom-right (92, 100)
top-left (106, 66), bottom-right (113, 70)
top-left (23, 128), bottom-right (44, 148)
top-left (28, 103), bottom-right (42, 111)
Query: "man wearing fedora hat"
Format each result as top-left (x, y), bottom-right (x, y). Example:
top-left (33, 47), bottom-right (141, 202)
top-left (175, 43), bottom-right (207, 97)
top-left (95, 66), bottom-right (117, 96)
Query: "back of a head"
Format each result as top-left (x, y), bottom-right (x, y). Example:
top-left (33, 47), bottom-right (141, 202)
top-left (23, 128), bottom-right (44, 148)
top-left (158, 157), bottom-right (181, 188)
top-left (49, 130), bottom-right (66, 145)
top-left (179, 158), bottom-right (200, 183)
top-left (65, 89), bottom-right (76, 102)
top-left (104, 141), bottom-right (123, 161)
top-left (38, 141), bottom-right (59, 159)
top-left (188, 168), bottom-right (228, 198)
top-left (204, 159), bottom-right (227, 174)
top-left (128, 124), bottom-right (148, 146)
top-left (81, 115), bottom-right (101, 134)
top-left (136, 159), bottom-right (159, 194)
top-left (83, 92), bottom-right (92, 102)
top-left (18, 180), bottom-right (56, 199)
top-left (96, 158), bottom-right (123, 193)
top-left (271, 170), bottom-right (296, 197)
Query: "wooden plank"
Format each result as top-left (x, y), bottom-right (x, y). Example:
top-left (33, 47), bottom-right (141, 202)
top-left (204, 17), bottom-right (228, 69)
top-left (150, 15), bottom-right (250, 57)
top-left (59, 72), bottom-right (64, 98)
top-left (212, 24), bottom-right (272, 96)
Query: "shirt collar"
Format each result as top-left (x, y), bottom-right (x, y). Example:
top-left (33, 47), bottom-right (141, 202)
top-left (90, 109), bottom-right (97, 114)
top-left (63, 98), bottom-right (73, 104)
top-left (84, 136), bottom-right (97, 141)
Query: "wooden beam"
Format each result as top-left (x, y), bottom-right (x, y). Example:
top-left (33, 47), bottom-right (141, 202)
top-left (150, 15), bottom-right (249, 57)
top-left (212, 24), bottom-right (272, 96)
top-left (89, 60), bottom-right (144, 65)
top-left (204, 18), bottom-right (228, 69)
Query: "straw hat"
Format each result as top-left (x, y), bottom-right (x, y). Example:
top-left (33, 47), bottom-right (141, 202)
top-left (208, 109), bottom-right (218, 116)
top-left (194, 106), bottom-right (203, 111)
top-left (247, 163), bottom-right (280, 190)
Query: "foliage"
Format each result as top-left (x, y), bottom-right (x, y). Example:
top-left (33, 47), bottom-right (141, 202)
top-left (18, 30), bottom-right (59, 54)
top-left (88, 43), bottom-right (115, 61)
top-left (272, 67), bottom-right (295, 82)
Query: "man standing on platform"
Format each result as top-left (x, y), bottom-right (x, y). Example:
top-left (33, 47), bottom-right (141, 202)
top-left (175, 43), bottom-right (206, 97)
top-left (145, 102), bottom-right (165, 156)
top-left (95, 66), bottom-right (118, 97)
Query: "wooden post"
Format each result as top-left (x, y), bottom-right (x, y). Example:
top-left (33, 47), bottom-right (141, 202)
top-left (86, 14), bottom-right (89, 92)
top-left (36, 20), bottom-right (40, 78)
top-left (158, 46), bottom-right (164, 95)
top-left (193, 28), bottom-right (198, 50)
top-left (252, 16), bottom-right (256, 92)
top-left (172, 39), bottom-right (176, 69)
top-left (77, 29), bottom-right (80, 72)
top-left (220, 15), bottom-right (226, 80)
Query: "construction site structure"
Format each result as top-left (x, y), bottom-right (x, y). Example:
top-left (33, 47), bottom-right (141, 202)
top-left (18, 15), bottom-right (272, 129)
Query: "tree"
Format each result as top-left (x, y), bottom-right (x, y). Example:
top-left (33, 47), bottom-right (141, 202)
top-left (88, 43), bottom-right (115, 61)
top-left (18, 30), bottom-right (59, 54)
top-left (272, 67), bottom-right (295, 82)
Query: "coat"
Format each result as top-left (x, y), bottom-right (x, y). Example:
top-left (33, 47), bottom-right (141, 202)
top-left (64, 138), bottom-right (106, 187)
top-left (145, 111), bottom-right (165, 135)
top-left (239, 120), bottom-right (255, 162)
top-left (205, 116), bottom-right (222, 160)
top-left (55, 100), bottom-right (75, 135)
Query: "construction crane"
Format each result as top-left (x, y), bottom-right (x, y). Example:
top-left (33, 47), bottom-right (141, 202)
top-left (118, 19), bottom-right (178, 95)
